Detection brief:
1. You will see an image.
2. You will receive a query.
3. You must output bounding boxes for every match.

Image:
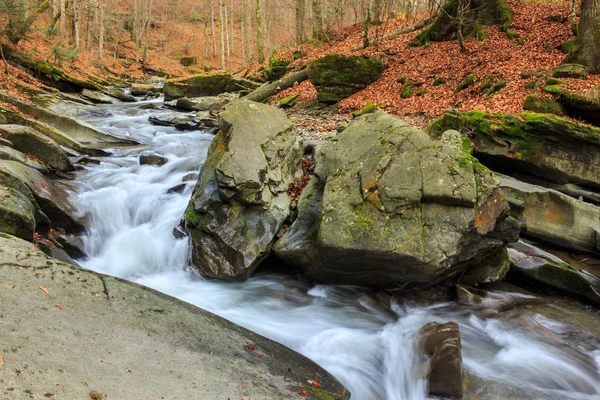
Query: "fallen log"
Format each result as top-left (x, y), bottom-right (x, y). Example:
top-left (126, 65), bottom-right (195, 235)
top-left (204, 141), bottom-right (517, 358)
top-left (243, 69), bottom-right (308, 103)
top-left (351, 15), bottom-right (436, 51)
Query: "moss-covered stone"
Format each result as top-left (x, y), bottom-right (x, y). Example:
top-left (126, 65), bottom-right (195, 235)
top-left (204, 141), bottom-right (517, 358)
top-left (263, 54), bottom-right (290, 81)
top-left (523, 94), bottom-right (567, 116)
top-left (179, 56), bottom-right (197, 66)
top-left (0, 186), bottom-right (36, 240)
top-left (433, 76), bottom-right (446, 86)
top-left (307, 54), bottom-right (384, 104)
top-left (163, 74), bottom-right (261, 100)
top-left (428, 110), bottom-right (600, 188)
top-left (456, 75), bottom-right (476, 92)
top-left (278, 93), bottom-right (300, 108)
top-left (401, 84), bottom-right (414, 98)
top-left (351, 102), bottom-right (377, 118)
top-left (552, 63), bottom-right (588, 79)
top-left (542, 83), bottom-right (600, 126)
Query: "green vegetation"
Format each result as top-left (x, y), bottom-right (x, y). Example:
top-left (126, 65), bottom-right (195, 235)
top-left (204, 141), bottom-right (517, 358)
top-left (455, 75), bottom-right (476, 92)
top-left (523, 94), bottom-right (566, 116)
top-left (352, 102), bottom-right (377, 118)
top-left (401, 84), bottom-right (414, 98)
top-left (433, 76), bottom-right (446, 86)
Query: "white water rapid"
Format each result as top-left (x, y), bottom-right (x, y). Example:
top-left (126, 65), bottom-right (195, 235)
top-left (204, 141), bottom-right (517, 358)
top-left (71, 99), bottom-right (600, 400)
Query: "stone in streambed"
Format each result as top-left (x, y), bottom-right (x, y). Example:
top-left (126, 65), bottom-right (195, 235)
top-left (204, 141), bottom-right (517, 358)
top-left (0, 186), bottom-right (36, 240)
top-left (185, 100), bottom-right (302, 281)
top-left (139, 152), bottom-right (168, 166)
top-left (418, 321), bottom-right (464, 398)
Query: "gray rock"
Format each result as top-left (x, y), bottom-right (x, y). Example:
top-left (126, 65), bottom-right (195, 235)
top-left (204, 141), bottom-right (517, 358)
top-left (455, 284), bottom-right (516, 313)
top-left (0, 124), bottom-right (74, 172)
top-left (139, 152), bottom-right (168, 166)
top-left (0, 160), bottom-right (83, 233)
top-left (0, 145), bottom-right (49, 173)
top-left (302, 139), bottom-right (329, 155)
top-left (418, 322), bottom-right (464, 398)
top-left (0, 186), bottom-right (36, 240)
top-left (148, 113), bottom-right (215, 131)
top-left (167, 183), bottom-right (186, 194)
top-left (131, 83), bottom-right (163, 96)
top-left (182, 172), bottom-right (198, 182)
top-left (103, 87), bottom-right (137, 102)
top-left (175, 96), bottom-right (230, 111)
top-left (185, 100), bottom-right (302, 281)
top-left (81, 89), bottom-right (116, 104)
top-left (500, 174), bottom-right (600, 253)
top-left (163, 74), bottom-right (260, 100)
top-left (0, 234), bottom-right (348, 400)
top-left (48, 99), bottom-right (113, 119)
top-left (274, 111), bottom-right (514, 288)
top-left (508, 241), bottom-right (600, 306)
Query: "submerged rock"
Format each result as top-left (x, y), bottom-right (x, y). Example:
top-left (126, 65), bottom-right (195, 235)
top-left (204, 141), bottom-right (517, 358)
top-left (139, 151), bottom-right (168, 166)
top-left (148, 113), bottom-right (217, 131)
top-left (185, 100), bottom-right (302, 281)
top-left (418, 322), bottom-right (464, 398)
top-left (275, 111), bottom-right (516, 288)
top-left (0, 124), bottom-right (74, 172)
top-left (429, 110), bottom-right (600, 189)
top-left (455, 284), bottom-right (516, 313)
top-left (508, 241), bottom-right (600, 306)
top-left (307, 54), bottom-right (384, 103)
top-left (500, 174), bottom-right (600, 253)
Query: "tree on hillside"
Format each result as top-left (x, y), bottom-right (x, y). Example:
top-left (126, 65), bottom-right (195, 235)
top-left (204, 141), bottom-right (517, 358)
top-left (565, 0), bottom-right (600, 73)
top-left (312, 0), bottom-right (326, 40)
top-left (295, 0), bottom-right (306, 44)
top-left (1, 0), bottom-right (50, 44)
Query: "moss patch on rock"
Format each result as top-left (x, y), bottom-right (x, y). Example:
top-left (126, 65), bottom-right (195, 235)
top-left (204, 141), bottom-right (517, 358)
top-left (523, 94), bottom-right (567, 116)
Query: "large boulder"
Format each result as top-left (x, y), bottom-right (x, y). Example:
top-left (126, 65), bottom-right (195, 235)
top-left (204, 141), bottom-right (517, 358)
top-left (175, 96), bottom-right (231, 112)
top-left (0, 160), bottom-right (83, 233)
top-left (418, 322), bottom-right (464, 398)
top-left (184, 100), bottom-right (302, 281)
top-left (543, 83), bottom-right (600, 127)
top-left (163, 74), bottom-right (261, 101)
top-left (429, 110), bottom-right (600, 189)
top-left (274, 111), bottom-right (517, 288)
top-left (0, 125), bottom-right (74, 172)
top-left (81, 88), bottom-right (116, 104)
top-left (508, 241), bottom-right (600, 306)
top-left (131, 83), bottom-right (163, 96)
top-left (0, 145), bottom-right (49, 173)
top-left (307, 54), bottom-right (384, 103)
top-left (500, 174), bottom-right (600, 253)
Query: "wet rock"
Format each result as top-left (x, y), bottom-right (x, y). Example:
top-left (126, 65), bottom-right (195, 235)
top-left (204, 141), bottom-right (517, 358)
top-left (163, 74), bottom-right (260, 101)
top-left (418, 322), bottom-right (464, 398)
top-left (302, 139), bottom-right (328, 155)
top-left (81, 89), bottom-right (116, 104)
top-left (0, 125), bottom-right (74, 172)
top-left (148, 113), bottom-right (216, 131)
top-left (0, 186), bottom-right (36, 240)
top-left (500, 174), bottom-right (600, 253)
top-left (131, 83), bottom-right (163, 96)
top-left (173, 219), bottom-right (187, 239)
top-left (307, 54), bottom-right (384, 103)
top-left (0, 145), bottom-right (49, 173)
top-left (175, 96), bottom-right (230, 111)
top-left (53, 233), bottom-right (87, 259)
top-left (0, 160), bottom-right (84, 233)
top-left (455, 284), bottom-right (515, 313)
top-left (102, 87), bottom-right (137, 102)
top-left (552, 63), bottom-right (588, 79)
top-left (182, 172), bottom-right (198, 182)
top-left (185, 100), bottom-right (302, 281)
top-left (508, 241), bottom-right (600, 306)
top-left (48, 99), bottom-right (113, 119)
top-left (167, 183), bottom-right (186, 194)
top-left (429, 110), bottom-right (600, 189)
top-left (139, 152), bottom-right (168, 166)
top-left (140, 103), bottom-right (163, 110)
top-left (275, 111), bottom-right (514, 288)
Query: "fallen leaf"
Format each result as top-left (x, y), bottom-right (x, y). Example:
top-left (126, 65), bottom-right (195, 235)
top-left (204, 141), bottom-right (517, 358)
top-left (245, 344), bottom-right (255, 352)
top-left (0, 355), bottom-right (4, 366)
top-left (308, 380), bottom-right (322, 387)
top-left (54, 304), bottom-right (63, 310)
top-left (298, 391), bottom-right (308, 397)
top-left (56, 384), bottom-right (65, 389)
top-left (257, 354), bottom-right (264, 359)
top-left (39, 286), bottom-right (48, 294)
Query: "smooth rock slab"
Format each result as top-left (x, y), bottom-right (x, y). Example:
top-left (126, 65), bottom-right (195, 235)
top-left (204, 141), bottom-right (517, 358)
top-left (0, 234), bottom-right (348, 400)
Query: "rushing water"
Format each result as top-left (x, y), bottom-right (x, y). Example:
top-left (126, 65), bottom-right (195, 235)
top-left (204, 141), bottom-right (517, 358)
top-left (70, 99), bottom-right (600, 400)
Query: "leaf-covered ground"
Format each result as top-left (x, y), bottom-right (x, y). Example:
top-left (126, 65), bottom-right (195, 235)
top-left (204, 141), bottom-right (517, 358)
top-left (274, 0), bottom-right (600, 130)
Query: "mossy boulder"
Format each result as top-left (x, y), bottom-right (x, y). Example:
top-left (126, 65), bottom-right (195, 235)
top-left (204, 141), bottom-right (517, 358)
top-left (0, 145), bottom-right (49, 173)
top-left (263, 56), bottom-right (290, 81)
top-left (523, 94), bottom-right (567, 116)
top-left (428, 110), bottom-right (600, 189)
top-left (0, 186), bottom-right (36, 240)
top-left (455, 75), bottom-right (476, 92)
top-left (274, 111), bottom-right (516, 288)
top-left (551, 63), bottom-right (588, 79)
top-left (0, 125), bottom-right (74, 172)
top-left (508, 241), bottom-right (600, 306)
top-left (278, 93), bottom-right (300, 109)
top-left (307, 54), bottom-right (384, 104)
top-left (351, 102), bottom-right (377, 118)
top-left (542, 84), bottom-right (600, 127)
top-left (163, 74), bottom-right (261, 101)
top-left (179, 56), bottom-right (197, 66)
top-left (131, 84), bottom-right (163, 96)
top-left (185, 100), bottom-right (302, 281)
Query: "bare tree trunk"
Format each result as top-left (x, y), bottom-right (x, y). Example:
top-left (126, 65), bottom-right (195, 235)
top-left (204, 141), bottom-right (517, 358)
top-left (566, 0), bottom-right (600, 73)
top-left (211, 1), bottom-right (217, 58)
top-left (255, 0), bottom-right (264, 62)
top-left (295, 0), bottom-right (306, 44)
top-left (99, 0), bottom-right (104, 61)
top-left (220, 0), bottom-right (226, 69)
top-left (86, 0), bottom-right (93, 51)
top-left (312, 0), bottom-right (325, 40)
top-left (244, 69), bottom-right (308, 102)
top-left (224, 0), bottom-right (230, 68)
top-left (60, 0), bottom-right (67, 36)
top-left (73, 0), bottom-right (82, 50)
top-left (142, 0), bottom-right (152, 65)
top-left (229, 0), bottom-right (234, 63)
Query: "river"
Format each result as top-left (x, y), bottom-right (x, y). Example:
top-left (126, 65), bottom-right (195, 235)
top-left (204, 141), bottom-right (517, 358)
top-left (70, 98), bottom-right (600, 400)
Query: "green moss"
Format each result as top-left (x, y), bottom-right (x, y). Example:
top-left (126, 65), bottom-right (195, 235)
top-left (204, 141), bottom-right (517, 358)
top-left (456, 74), bottom-right (476, 92)
top-left (516, 35), bottom-right (528, 46)
top-left (523, 94), bottom-right (566, 116)
top-left (416, 89), bottom-right (426, 96)
top-left (433, 76), bottom-right (446, 86)
top-left (279, 93), bottom-right (300, 108)
top-left (303, 386), bottom-right (347, 400)
top-left (401, 84), bottom-right (414, 98)
top-left (504, 28), bottom-right (518, 40)
top-left (184, 203), bottom-right (200, 226)
top-left (264, 52), bottom-right (290, 81)
top-left (561, 38), bottom-right (579, 54)
top-left (352, 102), bottom-right (377, 118)
top-left (488, 81), bottom-right (506, 96)
top-left (545, 77), bottom-right (567, 86)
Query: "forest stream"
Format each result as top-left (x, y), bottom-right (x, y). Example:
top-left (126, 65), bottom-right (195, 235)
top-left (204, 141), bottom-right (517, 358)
top-left (70, 98), bottom-right (600, 400)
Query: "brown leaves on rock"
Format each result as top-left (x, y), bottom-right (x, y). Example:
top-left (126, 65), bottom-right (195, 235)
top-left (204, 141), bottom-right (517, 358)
top-left (288, 159), bottom-right (315, 203)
